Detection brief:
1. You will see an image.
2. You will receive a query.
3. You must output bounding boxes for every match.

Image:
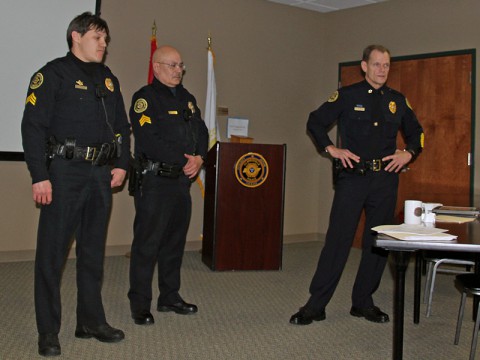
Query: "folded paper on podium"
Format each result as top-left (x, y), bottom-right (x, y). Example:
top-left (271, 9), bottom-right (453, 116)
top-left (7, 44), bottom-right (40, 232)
top-left (230, 135), bottom-right (253, 144)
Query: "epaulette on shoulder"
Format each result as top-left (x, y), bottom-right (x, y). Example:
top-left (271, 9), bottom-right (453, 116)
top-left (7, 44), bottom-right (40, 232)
top-left (341, 81), bottom-right (364, 93)
top-left (386, 87), bottom-right (404, 97)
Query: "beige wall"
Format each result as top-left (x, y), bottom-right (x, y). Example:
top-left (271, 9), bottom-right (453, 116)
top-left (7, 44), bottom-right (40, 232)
top-left (2, 0), bottom-right (479, 259)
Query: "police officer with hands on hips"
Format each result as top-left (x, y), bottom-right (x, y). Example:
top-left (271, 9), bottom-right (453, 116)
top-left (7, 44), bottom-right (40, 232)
top-left (21, 12), bottom-right (130, 356)
top-left (290, 45), bottom-right (424, 326)
top-left (127, 45), bottom-right (208, 326)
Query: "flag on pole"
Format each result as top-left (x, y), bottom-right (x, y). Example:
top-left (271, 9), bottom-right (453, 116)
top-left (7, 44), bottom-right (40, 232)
top-left (148, 21), bottom-right (157, 84)
top-left (205, 38), bottom-right (220, 148)
top-left (196, 36), bottom-right (220, 197)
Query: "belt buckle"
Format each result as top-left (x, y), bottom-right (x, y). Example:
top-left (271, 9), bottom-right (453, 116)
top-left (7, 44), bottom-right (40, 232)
top-left (372, 159), bottom-right (381, 172)
top-left (85, 147), bottom-right (97, 161)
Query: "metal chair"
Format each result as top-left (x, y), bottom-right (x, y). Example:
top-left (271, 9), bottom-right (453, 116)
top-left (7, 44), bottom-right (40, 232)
top-left (454, 273), bottom-right (480, 360)
top-left (423, 255), bottom-right (474, 317)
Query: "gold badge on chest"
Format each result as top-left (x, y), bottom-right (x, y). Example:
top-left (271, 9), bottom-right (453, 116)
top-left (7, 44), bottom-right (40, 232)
top-left (389, 101), bottom-right (397, 114)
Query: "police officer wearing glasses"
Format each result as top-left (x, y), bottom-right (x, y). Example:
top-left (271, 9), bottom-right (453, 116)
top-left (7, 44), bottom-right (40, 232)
top-left (21, 12), bottom-right (130, 356)
top-left (127, 45), bottom-right (208, 326)
top-left (290, 45), bottom-right (424, 326)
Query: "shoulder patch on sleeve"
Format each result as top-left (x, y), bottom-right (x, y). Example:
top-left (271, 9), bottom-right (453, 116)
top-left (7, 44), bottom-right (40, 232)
top-left (105, 78), bottom-right (114, 92)
top-left (134, 98), bottom-right (148, 113)
top-left (405, 98), bottom-right (413, 110)
top-left (327, 90), bottom-right (339, 103)
top-left (30, 73), bottom-right (44, 90)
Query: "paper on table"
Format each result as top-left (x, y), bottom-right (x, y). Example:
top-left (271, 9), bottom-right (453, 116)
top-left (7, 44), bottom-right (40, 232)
top-left (372, 224), bottom-right (449, 235)
top-left (435, 215), bottom-right (476, 223)
top-left (372, 224), bottom-right (457, 241)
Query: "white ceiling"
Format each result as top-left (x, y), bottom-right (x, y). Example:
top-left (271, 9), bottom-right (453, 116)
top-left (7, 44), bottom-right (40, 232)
top-left (266, 0), bottom-right (389, 13)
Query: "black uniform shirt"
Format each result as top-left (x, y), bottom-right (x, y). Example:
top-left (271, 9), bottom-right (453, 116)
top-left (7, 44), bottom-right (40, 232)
top-left (21, 52), bottom-right (131, 183)
top-left (307, 80), bottom-right (424, 160)
top-left (129, 78), bottom-right (208, 165)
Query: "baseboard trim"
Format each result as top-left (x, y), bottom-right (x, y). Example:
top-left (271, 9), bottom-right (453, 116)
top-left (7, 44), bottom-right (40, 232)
top-left (0, 233), bottom-right (324, 263)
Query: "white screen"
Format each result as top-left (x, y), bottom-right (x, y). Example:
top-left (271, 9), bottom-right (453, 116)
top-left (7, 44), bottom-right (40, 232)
top-left (0, 0), bottom-right (97, 153)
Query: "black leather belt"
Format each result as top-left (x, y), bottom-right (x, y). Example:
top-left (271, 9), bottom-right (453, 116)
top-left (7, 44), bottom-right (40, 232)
top-left (50, 143), bottom-right (116, 165)
top-left (143, 160), bottom-right (183, 178)
top-left (363, 159), bottom-right (390, 172)
top-left (334, 158), bottom-right (390, 174)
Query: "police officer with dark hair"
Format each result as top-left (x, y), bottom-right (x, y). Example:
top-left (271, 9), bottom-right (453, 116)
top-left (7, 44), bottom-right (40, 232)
top-left (127, 45), bottom-right (208, 326)
top-left (21, 12), bottom-right (130, 356)
top-left (290, 45), bottom-right (424, 326)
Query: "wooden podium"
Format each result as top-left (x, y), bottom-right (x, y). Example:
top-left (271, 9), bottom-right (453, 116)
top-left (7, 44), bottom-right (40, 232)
top-left (202, 142), bottom-right (286, 271)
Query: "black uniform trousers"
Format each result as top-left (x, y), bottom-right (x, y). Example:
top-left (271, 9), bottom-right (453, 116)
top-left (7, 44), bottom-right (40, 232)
top-left (305, 169), bottom-right (398, 312)
top-left (35, 158), bottom-right (112, 334)
top-left (128, 173), bottom-right (192, 312)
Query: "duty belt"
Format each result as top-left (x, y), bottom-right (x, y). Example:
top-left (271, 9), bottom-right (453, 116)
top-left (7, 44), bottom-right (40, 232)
top-left (143, 160), bottom-right (183, 178)
top-left (363, 159), bottom-right (389, 172)
top-left (50, 143), bottom-right (117, 166)
top-left (334, 158), bottom-right (390, 175)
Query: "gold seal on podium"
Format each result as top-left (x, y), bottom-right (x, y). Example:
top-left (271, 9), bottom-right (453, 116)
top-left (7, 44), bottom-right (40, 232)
top-left (234, 152), bottom-right (269, 188)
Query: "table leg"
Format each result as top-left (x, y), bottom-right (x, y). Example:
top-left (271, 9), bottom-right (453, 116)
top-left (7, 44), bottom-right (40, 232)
top-left (413, 252), bottom-right (421, 324)
top-left (393, 250), bottom-right (411, 360)
top-left (474, 255), bottom-right (480, 321)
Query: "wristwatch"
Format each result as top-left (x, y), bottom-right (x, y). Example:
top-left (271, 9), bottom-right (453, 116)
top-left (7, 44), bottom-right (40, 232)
top-left (404, 148), bottom-right (416, 158)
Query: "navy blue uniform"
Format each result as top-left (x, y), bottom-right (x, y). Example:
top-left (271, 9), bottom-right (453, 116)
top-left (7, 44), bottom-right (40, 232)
top-left (21, 52), bottom-right (130, 334)
top-left (305, 80), bottom-right (423, 310)
top-left (128, 78), bottom-right (208, 311)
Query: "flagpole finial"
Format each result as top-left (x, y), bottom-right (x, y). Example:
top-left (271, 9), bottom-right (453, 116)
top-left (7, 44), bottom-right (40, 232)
top-left (152, 21), bottom-right (157, 36)
top-left (207, 33), bottom-right (212, 51)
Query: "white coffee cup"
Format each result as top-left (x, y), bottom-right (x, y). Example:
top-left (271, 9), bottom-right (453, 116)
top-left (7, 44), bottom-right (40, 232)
top-left (404, 200), bottom-right (423, 225)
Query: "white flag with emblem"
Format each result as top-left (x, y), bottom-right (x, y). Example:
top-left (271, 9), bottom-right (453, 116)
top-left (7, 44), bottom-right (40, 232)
top-left (197, 42), bottom-right (220, 197)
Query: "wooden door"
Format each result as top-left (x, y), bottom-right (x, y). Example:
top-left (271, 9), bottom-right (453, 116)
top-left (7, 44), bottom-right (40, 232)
top-left (339, 51), bottom-right (474, 248)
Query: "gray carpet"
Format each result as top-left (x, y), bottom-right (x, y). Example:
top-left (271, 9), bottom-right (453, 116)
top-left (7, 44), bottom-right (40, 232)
top-left (0, 241), bottom-right (476, 359)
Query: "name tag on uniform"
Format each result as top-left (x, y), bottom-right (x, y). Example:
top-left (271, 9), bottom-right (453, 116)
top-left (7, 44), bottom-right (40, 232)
top-left (354, 105), bottom-right (365, 112)
top-left (168, 110), bottom-right (178, 115)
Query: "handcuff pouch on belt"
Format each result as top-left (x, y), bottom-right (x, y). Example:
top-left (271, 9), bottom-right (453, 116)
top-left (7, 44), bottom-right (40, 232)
top-left (64, 138), bottom-right (76, 159)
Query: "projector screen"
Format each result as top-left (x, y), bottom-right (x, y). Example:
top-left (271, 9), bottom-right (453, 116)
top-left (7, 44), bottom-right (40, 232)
top-left (0, 0), bottom-right (97, 159)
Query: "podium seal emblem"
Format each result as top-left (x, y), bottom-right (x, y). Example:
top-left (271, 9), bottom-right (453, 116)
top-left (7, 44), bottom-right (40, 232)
top-left (235, 152), bottom-right (269, 188)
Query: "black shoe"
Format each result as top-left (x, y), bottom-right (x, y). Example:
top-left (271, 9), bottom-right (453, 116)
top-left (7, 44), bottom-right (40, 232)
top-left (38, 333), bottom-right (61, 357)
top-left (75, 323), bottom-right (125, 343)
top-left (289, 307), bottom-right (326, 325)
top-left (350, 306), bottom-right (390, 323)
top-left (132, 310), bottom-right (154, 325)
top-left (157, 300), bottom-right (198, 315)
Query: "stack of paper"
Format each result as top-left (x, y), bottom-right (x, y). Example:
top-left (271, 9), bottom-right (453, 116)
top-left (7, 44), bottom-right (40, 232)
top-left (435, 214), bottom-right (476, 224)
top-left (372, 224), bottom-right (457, 241)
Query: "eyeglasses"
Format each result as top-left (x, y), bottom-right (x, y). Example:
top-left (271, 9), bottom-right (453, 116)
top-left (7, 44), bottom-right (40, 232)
top-left (157, 62), bottom-right (186, 70)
